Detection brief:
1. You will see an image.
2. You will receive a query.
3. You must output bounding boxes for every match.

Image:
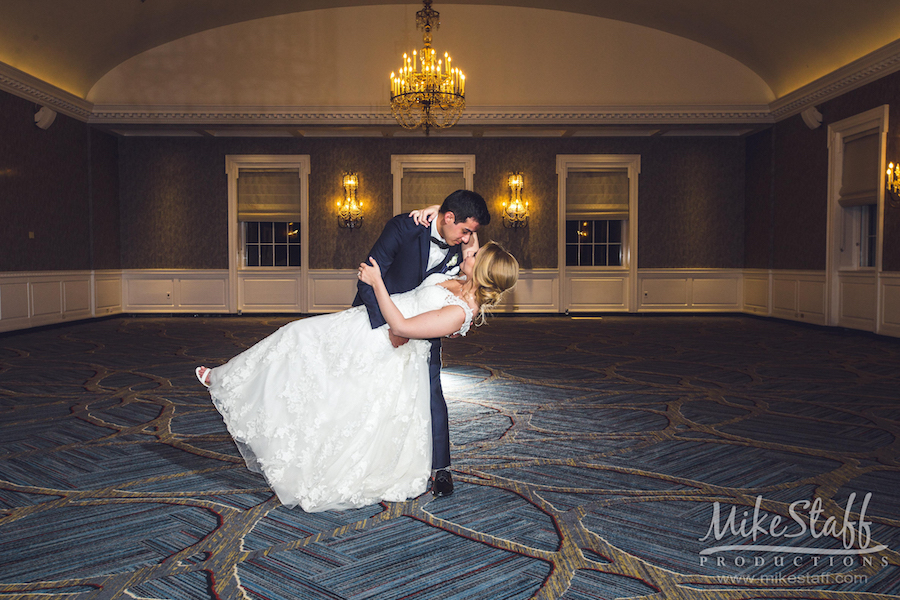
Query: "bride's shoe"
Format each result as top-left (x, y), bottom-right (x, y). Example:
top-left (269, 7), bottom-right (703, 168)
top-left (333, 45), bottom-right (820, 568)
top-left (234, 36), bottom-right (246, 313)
top-left (195, 366), bottom-right (211, 387)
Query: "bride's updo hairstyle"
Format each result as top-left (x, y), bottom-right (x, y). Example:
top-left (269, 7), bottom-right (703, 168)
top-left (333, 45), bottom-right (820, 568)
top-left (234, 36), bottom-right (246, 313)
top-left (471, 241), bottom-right (519, 326)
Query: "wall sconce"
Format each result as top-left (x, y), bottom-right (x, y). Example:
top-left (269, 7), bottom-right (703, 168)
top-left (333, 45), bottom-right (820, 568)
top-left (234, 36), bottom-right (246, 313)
top-left (887, 163), bottom-right (900, 208)
top-left (34, 105), bottom-right (57, 130)
top-left (502, 172), bottom-right (529, 228)
top-left (337, 172), bottom-right (363, 228)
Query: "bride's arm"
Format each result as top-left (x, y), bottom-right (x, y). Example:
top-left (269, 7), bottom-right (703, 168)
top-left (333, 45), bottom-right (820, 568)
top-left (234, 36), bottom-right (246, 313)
top-left (359, 258), bottom-right (466, 339)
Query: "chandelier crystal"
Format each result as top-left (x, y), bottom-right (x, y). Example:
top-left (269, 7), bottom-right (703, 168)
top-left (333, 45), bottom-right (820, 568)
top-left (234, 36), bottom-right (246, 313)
top-left (389, 0), bottom-right (465, 134)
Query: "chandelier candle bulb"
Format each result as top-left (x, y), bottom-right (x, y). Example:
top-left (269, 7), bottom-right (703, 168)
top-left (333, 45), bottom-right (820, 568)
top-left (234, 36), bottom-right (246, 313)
top-left (388, 0), bottom-right (466, 134)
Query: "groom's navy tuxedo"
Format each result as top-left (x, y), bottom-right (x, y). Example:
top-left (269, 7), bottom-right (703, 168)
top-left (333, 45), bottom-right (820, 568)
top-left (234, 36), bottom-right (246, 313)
top-left (352, 214), bottom-right (462, 470)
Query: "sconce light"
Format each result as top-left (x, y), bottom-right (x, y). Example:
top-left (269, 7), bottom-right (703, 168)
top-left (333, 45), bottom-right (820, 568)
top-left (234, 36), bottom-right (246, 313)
top-left (502, 172), bottom-right (529, 228)
top-left (34, 105), bottom-right (57, 130)
top-left (886, 163), bottom-right (900, 208)
top-left (337, 172), bottom-right (363, 228)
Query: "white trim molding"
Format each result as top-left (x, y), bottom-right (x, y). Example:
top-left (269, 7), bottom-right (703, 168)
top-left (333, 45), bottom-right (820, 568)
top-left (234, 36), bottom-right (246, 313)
top-left (307, 268), bottom-right (561, 314)
top-left (225, 155), bottom-right (311, 314)
top-left (0, 62), bottom-right (93, 121)
top-left (639, 269), bottom-right (743, 312)
top-left (825, 106), bottom-right (889, 330)
top-left (5, 35), bottom-right (900, 131)
top-left (880, 271), bottom-right (900, 338)
top-left (122, 269), bottom-right (229, 313)
top-left (4, 268), bottom-right (900, 340)
top-left (557, 154), bottom-right (641, 313)
top-left (390, 154), bottom-right (476, 215)
top-left (771, 39), bottom-right (900, 121)
top-left (0, 270), bottom-right (122, 333)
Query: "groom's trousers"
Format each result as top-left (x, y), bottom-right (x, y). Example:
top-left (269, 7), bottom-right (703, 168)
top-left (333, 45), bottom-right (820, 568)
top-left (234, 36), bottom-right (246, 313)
top-left (429, 338), bottom-right (451, 470)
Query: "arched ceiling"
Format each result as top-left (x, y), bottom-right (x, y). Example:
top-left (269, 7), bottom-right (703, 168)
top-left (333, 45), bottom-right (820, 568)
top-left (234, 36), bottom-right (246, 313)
top-left (2, 0), bottom-right (900, 134)
top-left (3, 0), bottom-right (900, 99)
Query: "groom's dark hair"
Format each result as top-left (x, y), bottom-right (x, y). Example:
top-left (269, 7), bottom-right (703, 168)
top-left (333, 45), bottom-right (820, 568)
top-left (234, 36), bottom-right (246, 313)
top-left (440, 190), bottom-right (491, 226)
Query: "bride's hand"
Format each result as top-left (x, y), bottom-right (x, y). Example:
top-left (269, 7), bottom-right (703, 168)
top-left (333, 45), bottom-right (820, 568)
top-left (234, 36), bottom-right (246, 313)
top-left (462, 231), bottom-right (479, 256)
top-left (358, 257), bottom-right (383, 286)
top-left (409, 204), bottom-right (440, 226)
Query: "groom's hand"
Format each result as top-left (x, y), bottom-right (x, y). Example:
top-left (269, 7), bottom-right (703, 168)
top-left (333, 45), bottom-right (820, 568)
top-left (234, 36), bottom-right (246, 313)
top-left (388, 330), bottom-right (409, 348)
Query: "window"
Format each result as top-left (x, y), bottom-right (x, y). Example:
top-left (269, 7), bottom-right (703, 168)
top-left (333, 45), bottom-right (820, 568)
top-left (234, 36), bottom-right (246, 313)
top-left (837, 128), bottom-right (880, 269)
top-left (566, 219), bottom-right (623, 266)
top-left (243, 221), bottom-right (301, 267)
top-left (563, 168), bottom-right (629, 267)
top-left (859, 204), bottom-right (877, 268)
top-left (236, 168), bottom-right (301, 268)
top-left (557, 154), bottom-right (640, 312)
top-left (400, 170), bottom-right (466, 215)
top-left (391, 155), bottom-right (475, 215)
top-left (225, 155), bottom-right (310, 313)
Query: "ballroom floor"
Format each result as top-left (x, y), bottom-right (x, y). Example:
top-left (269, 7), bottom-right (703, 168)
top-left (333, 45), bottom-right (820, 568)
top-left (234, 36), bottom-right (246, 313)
top-left (0, 314), bottom-right (899, 599)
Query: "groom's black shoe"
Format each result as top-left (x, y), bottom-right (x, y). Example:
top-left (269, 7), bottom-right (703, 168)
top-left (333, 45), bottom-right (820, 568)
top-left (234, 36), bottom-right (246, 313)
top-left (432, 469), bottom-right (454, 497)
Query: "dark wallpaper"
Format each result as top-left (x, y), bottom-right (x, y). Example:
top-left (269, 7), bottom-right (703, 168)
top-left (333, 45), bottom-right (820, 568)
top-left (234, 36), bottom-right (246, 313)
top-left (90, 129), bottom-right (121, 270)
top-left (743, 68), bottom-right (900, 272)
top-left (770, 116), bottom-right (829, 271)
top-left (743, 129), bottom-right (773, 270)
top-left (818, 71), bottom-right (900, 272)
top-left (12, 68), bottom-right (900, 277)
top-left (0, 91), bottom-right (92, 271)
top-left (117, 136), bottom-right (746, 271)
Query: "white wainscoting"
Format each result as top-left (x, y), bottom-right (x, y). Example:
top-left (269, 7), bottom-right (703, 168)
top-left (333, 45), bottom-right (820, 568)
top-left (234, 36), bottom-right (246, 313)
top-left (0, 270), bottom-right (122, 333)
top-left (742, 270), bottom-right (770, 316)
top-left (638, 269), bottom-right (743, 312)
top-left (741, 270), bottom-right (828, 326)
top-left (95, 271), bottom-right (124, 317)
top-left (123, 270), bottom-right (229, 313)
top-left (772, 270), bottom-right (828, 326)
top-left (836, 270), bottom-right (877, 331)
top-left (307, 269), bottom-right (561, 314)
top-left (307, 270), bottom-right (360, 313)
top-left (238, 271), bottom-right (302, 313)
top-left (566, 272), bottom-right (629, 312)
top-left (880, 272), bottom-right (900, 338)
top-left (499, 269), bottom-right (559, 313)
top-left (5, 268), bottom-right (900, 339)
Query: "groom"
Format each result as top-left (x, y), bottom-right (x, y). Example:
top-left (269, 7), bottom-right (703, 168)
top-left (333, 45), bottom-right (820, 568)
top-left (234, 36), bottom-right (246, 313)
top-left (353, 189), bottom-right (491, 497)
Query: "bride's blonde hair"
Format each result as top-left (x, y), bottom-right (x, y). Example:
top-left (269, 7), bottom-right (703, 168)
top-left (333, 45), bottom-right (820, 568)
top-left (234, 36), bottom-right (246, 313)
top-left (471, 241), bottom-right (519, 326)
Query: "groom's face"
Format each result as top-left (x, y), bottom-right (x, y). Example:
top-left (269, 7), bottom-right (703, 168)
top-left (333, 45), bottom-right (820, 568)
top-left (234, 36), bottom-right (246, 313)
top-left (438, 212), bottom-right (480, 246)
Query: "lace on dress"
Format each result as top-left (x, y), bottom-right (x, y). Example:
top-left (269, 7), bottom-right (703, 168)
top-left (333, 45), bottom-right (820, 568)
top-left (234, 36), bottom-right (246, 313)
top-left (434, 287), bottom-right (474, 337)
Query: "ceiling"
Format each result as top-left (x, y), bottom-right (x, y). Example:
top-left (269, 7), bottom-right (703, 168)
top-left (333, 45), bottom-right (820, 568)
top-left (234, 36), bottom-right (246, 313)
top-left (2, 0), bottom-right (900, 137)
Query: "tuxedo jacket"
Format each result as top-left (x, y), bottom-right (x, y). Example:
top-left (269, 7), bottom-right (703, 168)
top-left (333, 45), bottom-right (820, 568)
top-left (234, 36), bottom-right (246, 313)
top-left (353, 214), bottom-right (462, 330)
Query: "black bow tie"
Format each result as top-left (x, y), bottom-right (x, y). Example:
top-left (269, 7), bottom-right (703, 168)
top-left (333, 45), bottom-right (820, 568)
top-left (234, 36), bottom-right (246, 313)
top-left (431, 236), bottom-right (450, 250)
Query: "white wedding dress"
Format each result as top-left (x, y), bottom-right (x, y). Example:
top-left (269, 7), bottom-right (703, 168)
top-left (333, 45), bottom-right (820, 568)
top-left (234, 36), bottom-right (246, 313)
top-left (206, 274), bottom-right (472, 512)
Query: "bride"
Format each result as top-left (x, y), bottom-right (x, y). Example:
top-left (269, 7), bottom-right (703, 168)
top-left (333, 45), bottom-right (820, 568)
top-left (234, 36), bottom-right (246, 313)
top-left (195, 240), bottom-right (518, 512)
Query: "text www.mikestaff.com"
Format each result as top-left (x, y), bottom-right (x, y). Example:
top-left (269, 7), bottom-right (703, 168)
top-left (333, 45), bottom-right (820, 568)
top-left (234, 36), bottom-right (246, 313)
top-left (718, 574), bottom-right (868, 586)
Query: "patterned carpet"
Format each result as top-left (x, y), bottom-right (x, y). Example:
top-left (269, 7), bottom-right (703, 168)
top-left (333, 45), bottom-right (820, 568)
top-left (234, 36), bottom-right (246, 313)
top-left (0, 314), bottom-right (899, 599)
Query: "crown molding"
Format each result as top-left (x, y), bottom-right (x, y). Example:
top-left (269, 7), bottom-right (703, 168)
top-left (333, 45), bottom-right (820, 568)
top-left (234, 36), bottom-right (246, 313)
top-left (5, 38), bottom-right (900, 131)
top-left (770, 38), bottom-right (900, 121)
top-left (0, 61), bottom-right (92, 121)
top-left (461, 106), bottom-right (774, 125)
top-left (88, 104), bottom-right (774, 127)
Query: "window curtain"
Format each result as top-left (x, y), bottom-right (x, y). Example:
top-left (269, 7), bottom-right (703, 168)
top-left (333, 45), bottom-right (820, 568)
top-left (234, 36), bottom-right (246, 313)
top-left (565, 170), bottom-right (629, 219)
top-left (400, 170), bottom-right (466, 215)
top-left (237, 169), bottom-right (301, 221)
top-left (839, 129), bottom-right (880, 208)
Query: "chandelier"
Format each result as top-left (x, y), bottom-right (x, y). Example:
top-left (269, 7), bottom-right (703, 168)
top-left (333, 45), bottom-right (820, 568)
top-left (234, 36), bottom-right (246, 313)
top-left (389, 0), bottom-right (465, 134)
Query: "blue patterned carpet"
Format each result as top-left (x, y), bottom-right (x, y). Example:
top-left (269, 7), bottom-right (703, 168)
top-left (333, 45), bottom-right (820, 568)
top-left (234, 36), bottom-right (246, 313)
top-left (0, 315), bottom-right (899, 599)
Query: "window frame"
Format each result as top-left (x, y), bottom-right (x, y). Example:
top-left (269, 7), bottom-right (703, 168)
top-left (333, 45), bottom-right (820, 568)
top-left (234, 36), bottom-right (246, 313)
top-left (825, 105), bottom-right (888, 330)
top-left (225, 155), bottom-right (310, 312)
top-left (391, 155), bottom-right (476, 215)
top-left (557, 155), bottom-right (640, 311)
